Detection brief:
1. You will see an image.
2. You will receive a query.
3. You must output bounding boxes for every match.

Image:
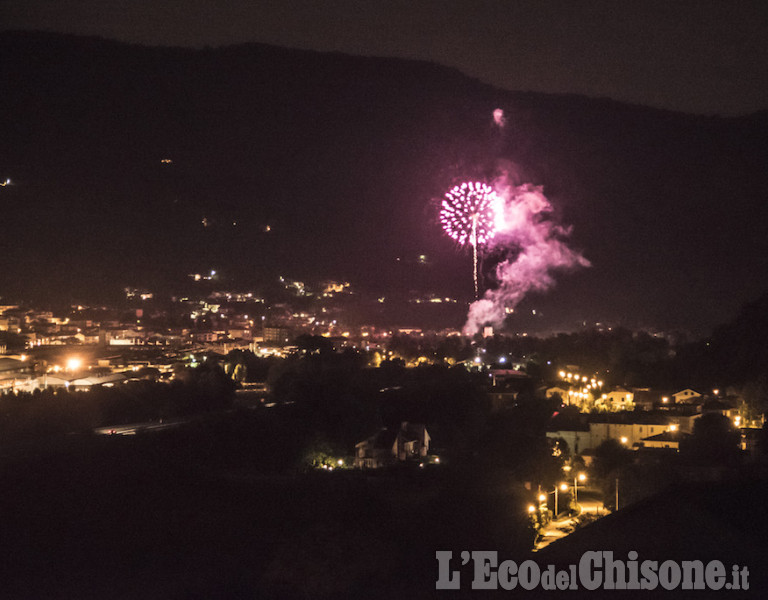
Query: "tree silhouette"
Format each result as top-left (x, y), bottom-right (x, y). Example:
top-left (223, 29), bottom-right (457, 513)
top-left (680, 412), bottom-right (741, 464)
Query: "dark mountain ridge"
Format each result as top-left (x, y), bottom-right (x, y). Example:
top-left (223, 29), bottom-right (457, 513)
top-left (1, 31), bottom-right (766, 334)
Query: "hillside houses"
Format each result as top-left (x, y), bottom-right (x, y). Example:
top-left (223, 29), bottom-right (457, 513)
top-left (546, 411), bottom-right (684, 453)
top-left (545, 382), bottom-right (756, 455)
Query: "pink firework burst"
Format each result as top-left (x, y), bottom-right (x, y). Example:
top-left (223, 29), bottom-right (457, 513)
top-left (440, 181), bottom-right (498, 247)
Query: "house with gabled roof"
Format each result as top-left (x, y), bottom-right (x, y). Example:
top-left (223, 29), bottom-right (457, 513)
top-left (673, 388), bottom-right (701, 403)
top-left (354, 422), bottom-right (430, 468)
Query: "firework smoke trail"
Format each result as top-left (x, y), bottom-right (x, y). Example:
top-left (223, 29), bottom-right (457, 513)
top-left (462, 179), bottom-right (590, 335)
top-left (440, 182), bottom-right (498, 298)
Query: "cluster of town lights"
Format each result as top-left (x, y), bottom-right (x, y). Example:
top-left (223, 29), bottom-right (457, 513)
top-left (48, 357), bottom-right (84, 373)
top-left (559, 370), bottom-right (603, 388)
top-left (559, 370), bottom-right (605, 405)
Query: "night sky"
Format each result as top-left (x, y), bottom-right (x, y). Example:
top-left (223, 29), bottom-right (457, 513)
top-left (3, 0), bottom-right (767, 115)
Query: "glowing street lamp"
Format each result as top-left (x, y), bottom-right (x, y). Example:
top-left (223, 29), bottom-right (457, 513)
top-left (66, 357), bottom-right (82, 372)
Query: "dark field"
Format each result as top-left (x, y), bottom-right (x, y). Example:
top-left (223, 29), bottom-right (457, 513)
top-left (0, 411), bottom-right (531, 599)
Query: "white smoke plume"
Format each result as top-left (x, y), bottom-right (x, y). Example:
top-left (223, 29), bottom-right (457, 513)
top-left (463, 180), bottom-right (590, 335)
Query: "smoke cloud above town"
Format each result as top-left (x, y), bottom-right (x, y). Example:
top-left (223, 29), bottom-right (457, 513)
top-left (463, 168), bottom-right (589, 335)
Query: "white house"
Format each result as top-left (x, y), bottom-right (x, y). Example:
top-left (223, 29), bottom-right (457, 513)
top-left (547, 413), bottom-right (678, 452)
top-left (603, 387), bottom-right (634, 408)
top-left (673, 388), bottom-right (702, 403)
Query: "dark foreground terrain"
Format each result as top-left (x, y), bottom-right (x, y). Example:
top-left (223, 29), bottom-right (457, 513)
top-left (0, 410), bottom-right (533, 599)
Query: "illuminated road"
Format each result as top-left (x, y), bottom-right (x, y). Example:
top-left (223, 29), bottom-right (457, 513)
top-left (534, 488), bottom-right (607, 552)
top-left (93, 418), bottom-right (189, 436)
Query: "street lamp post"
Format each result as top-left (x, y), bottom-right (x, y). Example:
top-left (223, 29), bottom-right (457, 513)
top-left (574, 472), bottom-right (587, 505)
top-left (554, 482), bottom-right (569, 516)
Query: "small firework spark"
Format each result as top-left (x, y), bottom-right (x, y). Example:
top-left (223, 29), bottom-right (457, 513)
top-left (440, 182), bottom-right (497, 246)
top-left (493, 108), bottom-right (506, 128)
top-left (440, 181), bottom-right (499, 297)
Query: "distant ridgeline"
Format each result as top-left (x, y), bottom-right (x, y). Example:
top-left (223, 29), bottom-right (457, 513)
top-left (1, 31), bottom-right (766, 334)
